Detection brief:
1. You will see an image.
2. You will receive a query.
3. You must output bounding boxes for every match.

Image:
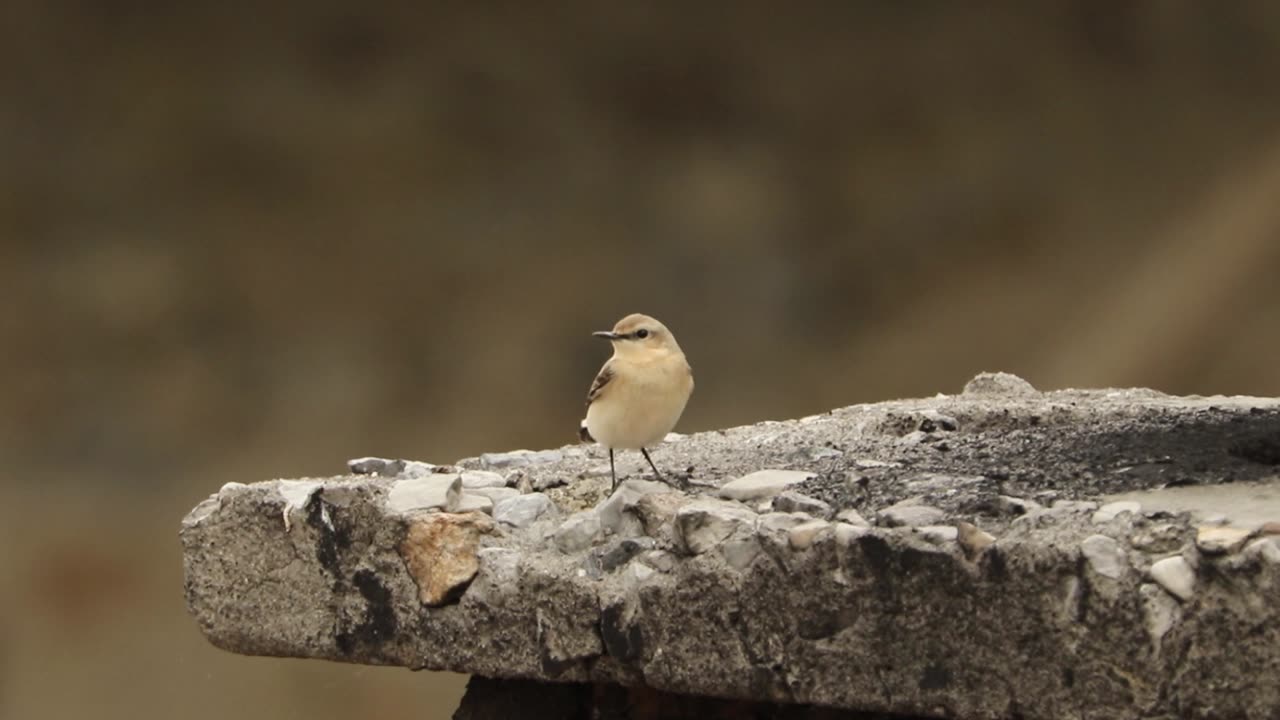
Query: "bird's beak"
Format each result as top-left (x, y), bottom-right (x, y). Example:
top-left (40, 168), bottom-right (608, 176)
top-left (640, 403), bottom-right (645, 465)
top-left (593, 330), bottom-right (619, 340)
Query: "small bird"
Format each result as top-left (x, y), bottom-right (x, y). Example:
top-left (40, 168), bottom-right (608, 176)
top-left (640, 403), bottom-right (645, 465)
top-left (579, 313), bottom-right (694, 492)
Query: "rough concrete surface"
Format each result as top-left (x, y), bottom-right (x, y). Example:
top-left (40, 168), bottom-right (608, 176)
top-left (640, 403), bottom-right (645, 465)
top-left (182, 374), bottom-right (1280, 719)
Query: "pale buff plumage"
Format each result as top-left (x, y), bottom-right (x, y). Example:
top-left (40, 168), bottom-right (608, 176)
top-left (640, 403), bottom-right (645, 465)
top-left (579, 313), bottom-right (693, 490)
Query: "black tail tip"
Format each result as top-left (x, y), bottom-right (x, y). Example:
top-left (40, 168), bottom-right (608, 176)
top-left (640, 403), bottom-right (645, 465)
top-left (578, 422), bottom-right (594, 443)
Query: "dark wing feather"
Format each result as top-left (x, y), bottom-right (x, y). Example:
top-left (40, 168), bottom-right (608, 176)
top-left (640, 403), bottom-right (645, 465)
top-left (586, 363), bottom-right (614, 406)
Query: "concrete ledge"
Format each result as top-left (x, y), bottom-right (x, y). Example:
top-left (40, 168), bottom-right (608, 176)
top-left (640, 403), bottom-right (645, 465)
top-left (181, 374), bottom-right (1280, 719)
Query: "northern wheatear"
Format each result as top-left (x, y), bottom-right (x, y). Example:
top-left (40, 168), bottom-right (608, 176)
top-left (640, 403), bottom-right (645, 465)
top-left (578, 313), bottom-right (694, 491)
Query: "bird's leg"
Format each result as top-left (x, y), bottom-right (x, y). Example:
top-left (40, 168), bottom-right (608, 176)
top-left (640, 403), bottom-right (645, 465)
top-left (609, 448), bottom-right (617, 493)
top-left (640, 448), bottom-right (666, 484)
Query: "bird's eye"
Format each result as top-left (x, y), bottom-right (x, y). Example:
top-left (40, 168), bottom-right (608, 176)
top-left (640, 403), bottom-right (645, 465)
top-left (635, 329), bottom-right (649, 339)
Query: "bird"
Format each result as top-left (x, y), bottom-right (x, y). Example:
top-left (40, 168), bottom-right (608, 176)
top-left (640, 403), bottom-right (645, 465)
top-left (579, 313), bottom-right (694, 492)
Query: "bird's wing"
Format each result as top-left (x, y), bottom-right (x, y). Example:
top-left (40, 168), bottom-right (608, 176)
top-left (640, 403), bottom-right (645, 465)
top-left (586, 361), bottom-right (614, 407)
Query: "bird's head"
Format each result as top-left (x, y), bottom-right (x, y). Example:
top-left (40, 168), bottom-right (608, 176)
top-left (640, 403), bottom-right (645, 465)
top-left (593, 313), bottom-right (681, 356)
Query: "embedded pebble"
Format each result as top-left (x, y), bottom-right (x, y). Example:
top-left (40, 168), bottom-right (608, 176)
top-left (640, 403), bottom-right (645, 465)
top-left (599, 480), bottom-right (672, 537)
top-left (916, 525), bottom-right (958, 545)
top-left (1196, 526), bottom-right (1253, 555)
top-left (554, 510), bottom-right (602, 553)
top-left (470, 487), bottom-right (520, 504)
top-left (1081, 535), bottom-right (1129, 579)
top-left (897, 430), bottom-right (930, 447)
top-left (1244, 537), bottom-right (1280, 564)
top-left (640, 550), bottom-right (678, 573)
top-left (400, 461), bottom-right (440, 478)
top-left (788, 519), bottom-right (832, 550)
top-left (877, 503), bottom-right (946, 528)
top-left (1139, 583), bottom-right (1181, 653)
top-left (717, 470), bottom-right (816, 501)
top-left (461, 471), bottom-right (507, 489)
top-left (1092, 501), bottom-right (1142, 525)
top-left (599, 537), bottom-right (656, 572)
top-left (835, 508), bottom-right (870, 527)
top-left (834, 522), bottom-right (872, 546)
top-left (797, 446), bottom-right (843, 462)
top-left (1149, 556), bottom-right (1195, 601)
top-left (956, 522), bottom-right (995, 559)
top-left (721, 537), bottom-right (762, 570)
top-left (995, 495), bottom-right (1042, 516)
top-left (453, 494), bottom-right (494, 514)
top-left (626, 562), bottom-right (656, 584)
top-left (961, 371), bottom-right (1037, 396)
top-left (675, 498), bottom-right (758, 555)
top-left (532, 474), bottom-right (569, 491)
top-left (1052, 499), bottom-right (1099, 514)
top-left (916, 409), bottom-right (958, 432)
top-left (386, 474), bottom-right (461, 514)
top-left (1130, 523), bottom-right (1184, 553)
top-left (493, 493), bottom-right (556, 528)
top-left (348, 457), bottom-right (405, 475)
top-left (772, 491), bottom-right (833, 519)
top-left (481, 449), bottom-right (564, 469)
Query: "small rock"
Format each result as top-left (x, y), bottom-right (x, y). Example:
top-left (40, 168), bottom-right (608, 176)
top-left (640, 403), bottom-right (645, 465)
top-left (835, 508), bottom-right (870, 527)
top-left (599, 480), bottom-right (673, 537)
top-left (626, 562), bottom-right (656, 584)
top-left (721, 537), bottom-right (762, 570)
top-left (493, 493), bottom-right (556, 528)
top-left (1196, 526), bottom-right (1253, 555)
top-left (386, 474), bottom-right (462, 514)
top-left (633, 492), bottom-right (687, 542)
top-left (1130, 523), bottom-right (1184, 553)
top-left (640, 550), bottom-right (678, 573)
top-left (452, 493), bottom-right (494, 514)
top-left (1139, 583), bottom-right (1181, 654)
top-left (1081, 534), bottom-right (1129, 580)
top-left (994, 495), bottom-right (1042, 516)
top-left (916, 525), bottom-right (958, 545)
top-left (916, 410), bottom-right (958, 432)
top-left (599, 537), bottom-right (657, 572)
top-left (1199, 513), bottom-right (1230, 526)
top-left (400, 461), bottom-right (440, 478)
top-left (1257, 521), bottom-right (1280, 536)
top-left (788, 519), bottom-right (832, 550)
top-left (854, 458), bottom-right (900, 469)
top-left (897, 430), bottom-right (930, 447)
top-left (461, 471), bottom-right (507, 489)
top-left (480, 449), bottom-right (563, 469)
top-left (772, 491), bottom-right (833, 519)
top-left (717, 470), bottom-right (816, 502)
top-left (1149, 556), bottom-right (1195, 601)
top-left (554, 510), bottom-right (602, 553)
top-left (961, 371), bottom-right (1037, 396)
top-left (467, 548), bottom-right (522, 605)
top-left (877, 503), bottom-right (946, 528)
top-left (399, 512), bottom-right (494, 606)
top-left (674, 498), bottom-right (758, 555)
top-left (348, 457), bottom-right (405, 475)
top-left (1092, 501), bottom-right (1142, 525)
top-left (470, 487), bottom-right (520, 504)
top-left (1244, 537), bottom-right (1280, 564)
top-left (1052, 499), bottom-right (1099, 514)
top-left (533, 475), bottom-right (569, 491)
top-left (834, 522), bottom-right (872, 546)
top-left (956, 522), bottom-right (995, 559)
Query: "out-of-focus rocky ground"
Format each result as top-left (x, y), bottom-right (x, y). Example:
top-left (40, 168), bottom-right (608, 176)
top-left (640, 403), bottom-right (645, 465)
top-left (3, 3), bottom-right (1280, 719)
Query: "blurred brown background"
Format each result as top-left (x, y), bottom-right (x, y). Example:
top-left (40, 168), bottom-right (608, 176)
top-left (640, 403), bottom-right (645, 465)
top-left (3, 3), bottom-right (1280, 719)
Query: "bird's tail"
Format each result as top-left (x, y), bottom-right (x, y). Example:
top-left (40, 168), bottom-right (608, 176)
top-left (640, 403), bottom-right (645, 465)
top-left (578, 420), bottom-right (594, 443)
